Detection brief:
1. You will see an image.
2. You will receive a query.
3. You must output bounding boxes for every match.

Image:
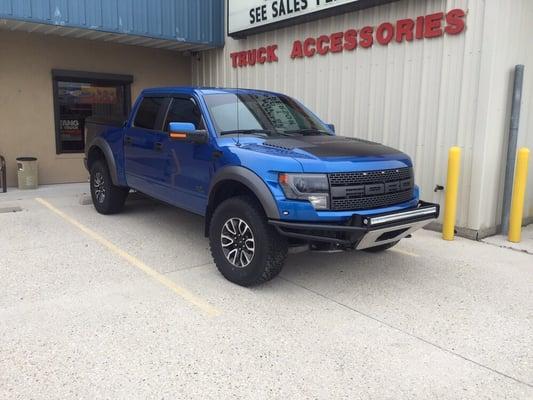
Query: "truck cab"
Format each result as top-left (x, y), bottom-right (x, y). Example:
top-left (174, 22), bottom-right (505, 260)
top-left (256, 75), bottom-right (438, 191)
top-left (85, 87), bottom-right (439, 286)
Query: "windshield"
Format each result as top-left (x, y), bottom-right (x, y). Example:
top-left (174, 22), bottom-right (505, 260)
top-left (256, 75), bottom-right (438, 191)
top-left (203, 92), bottom-right (331, 137)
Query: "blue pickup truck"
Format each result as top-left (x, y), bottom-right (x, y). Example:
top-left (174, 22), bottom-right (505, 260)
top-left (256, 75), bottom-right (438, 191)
top-left (85, 87), bottom-right (439, 286)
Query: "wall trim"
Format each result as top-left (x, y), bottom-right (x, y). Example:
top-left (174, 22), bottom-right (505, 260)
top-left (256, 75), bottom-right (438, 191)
top-left (426, 216), bottom-right (533, 240)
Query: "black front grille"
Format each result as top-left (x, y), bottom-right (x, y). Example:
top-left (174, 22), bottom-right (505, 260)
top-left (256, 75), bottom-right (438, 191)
top-left (328, 167), bottom-right (414, 211)
top-left (330, 190), bottom-right (414, 210)
top-left (329, 168), bottom-right (413, 186)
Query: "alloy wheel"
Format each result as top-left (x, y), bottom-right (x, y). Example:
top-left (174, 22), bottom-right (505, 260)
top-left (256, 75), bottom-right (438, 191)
top-left (221, 217), bottom-right (255, 268)
top-left (93, 172), bottom-right (106, 204)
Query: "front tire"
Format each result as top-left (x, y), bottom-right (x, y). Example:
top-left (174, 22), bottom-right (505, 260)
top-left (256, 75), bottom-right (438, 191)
top-left (90, 159), bottom-right (129, 215)
top-left (209, 196), bottom-right (288, 286)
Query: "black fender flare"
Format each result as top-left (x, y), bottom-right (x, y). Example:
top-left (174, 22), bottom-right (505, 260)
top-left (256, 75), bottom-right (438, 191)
top-left (205, 166), bottom-right (281, 235)
top-left (86, 137), bottom-right (120, 186)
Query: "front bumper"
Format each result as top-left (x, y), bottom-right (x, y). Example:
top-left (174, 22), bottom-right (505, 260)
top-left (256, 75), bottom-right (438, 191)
top-left (269, 201), bottom-right (439, 250)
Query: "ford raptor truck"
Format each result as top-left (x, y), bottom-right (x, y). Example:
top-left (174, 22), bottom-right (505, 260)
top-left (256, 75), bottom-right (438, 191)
top-left (84, 87), bottom-right (439, 286)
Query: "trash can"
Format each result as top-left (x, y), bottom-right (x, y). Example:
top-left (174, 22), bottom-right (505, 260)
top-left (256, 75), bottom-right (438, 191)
top-left (16, 157), bottom-right (38, 190)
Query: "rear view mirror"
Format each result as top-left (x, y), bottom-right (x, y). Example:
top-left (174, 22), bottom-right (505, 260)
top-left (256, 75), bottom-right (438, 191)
top-left (327, 123), bottom-right (335, 133)
top-left (169, 122), bottom-right (196, 134)
top-left (169, 122), bottom-right (208, 144)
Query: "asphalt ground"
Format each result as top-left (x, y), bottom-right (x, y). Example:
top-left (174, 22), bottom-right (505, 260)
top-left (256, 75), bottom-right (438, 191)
top-left (1, 184), bottom-right (532, 399)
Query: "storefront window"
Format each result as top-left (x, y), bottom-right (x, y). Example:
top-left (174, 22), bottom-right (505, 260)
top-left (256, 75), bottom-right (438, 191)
top-left (52, 70), bottom-right (132, 154)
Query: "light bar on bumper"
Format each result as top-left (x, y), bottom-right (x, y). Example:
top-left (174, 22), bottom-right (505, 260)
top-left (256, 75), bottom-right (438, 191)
top-left (363, 204), bottom-right (439, 227)
top-left (269, 201), bottom-right (440, 248)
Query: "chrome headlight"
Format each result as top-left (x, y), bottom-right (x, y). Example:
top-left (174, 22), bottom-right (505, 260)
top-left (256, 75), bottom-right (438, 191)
top-left (278, 173), bottom-right (330, 210)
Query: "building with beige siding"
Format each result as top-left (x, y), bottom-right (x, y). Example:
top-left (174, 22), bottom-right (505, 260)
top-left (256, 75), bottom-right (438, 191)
top-left (1, 0), bottom-right (531, 239)
top-left (0, 0), bottom-right (223, 186)
top-left (194, 0), bottom-right (533, 238)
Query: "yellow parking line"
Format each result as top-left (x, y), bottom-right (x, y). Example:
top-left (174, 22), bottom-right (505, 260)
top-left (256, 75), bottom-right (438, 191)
top-left (35, 197), bottom-right (220, 317)
top-left (390, 248), bottom-right (420, 258)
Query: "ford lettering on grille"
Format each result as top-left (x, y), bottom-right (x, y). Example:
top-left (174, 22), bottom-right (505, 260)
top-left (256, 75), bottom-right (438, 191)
top-left (328, 168), bottom-right (414, 211)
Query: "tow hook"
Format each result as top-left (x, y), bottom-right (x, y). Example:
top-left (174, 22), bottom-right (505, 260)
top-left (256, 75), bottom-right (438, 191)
top-left (310, 242), bottom-right (352, 253)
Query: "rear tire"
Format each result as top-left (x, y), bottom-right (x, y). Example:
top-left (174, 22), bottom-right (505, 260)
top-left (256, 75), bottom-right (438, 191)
top-left (362, 241), bottom-right (399, 253)
top-left (90, 159), bottom-right (129, 215)
top-left (209, 196), bottom-right (288, 286)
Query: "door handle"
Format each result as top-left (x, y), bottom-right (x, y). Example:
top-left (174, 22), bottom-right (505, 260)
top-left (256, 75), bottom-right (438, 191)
top-left (154, 142), bottom-right (163, 151)
top-left (124, 136), bottom-right (133, 145)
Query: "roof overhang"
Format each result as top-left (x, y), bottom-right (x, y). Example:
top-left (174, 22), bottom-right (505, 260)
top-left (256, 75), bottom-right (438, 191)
top-left (0, 18), bottom-right (216, 52)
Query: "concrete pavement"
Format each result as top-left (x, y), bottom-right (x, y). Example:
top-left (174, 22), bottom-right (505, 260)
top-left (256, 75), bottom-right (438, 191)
top-left (0, 184), bottom-right (532, 399)
top-left (483, 224), bottom-right (533, 255)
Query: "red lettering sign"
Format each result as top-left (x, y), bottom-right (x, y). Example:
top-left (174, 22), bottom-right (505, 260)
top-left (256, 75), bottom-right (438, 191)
top-left (424, 12), bottom-right (444, 38)
top-left (396, 19), bottom-right (415, 42)
top-left (230, 9), bottom-right (466, 67)
top-left (359, 26), bottom-right (374, 48)
top-left (230, 45), bottom-right (278, 68)
top-left (376, 22), bottom-right (394, 45)
top-left (445, 9), bottom-right (466, 35)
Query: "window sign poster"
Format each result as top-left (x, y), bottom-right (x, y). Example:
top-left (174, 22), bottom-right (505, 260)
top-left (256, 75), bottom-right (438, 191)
top-left (79, 86), bottom-right (118, 104)
top-left (58, 84), bottom-right (118, 105)
top-left (59, 118), bottom-right (83, 141)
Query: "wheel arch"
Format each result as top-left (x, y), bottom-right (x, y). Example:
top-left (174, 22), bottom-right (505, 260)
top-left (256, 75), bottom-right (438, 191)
top-left (205, 167), bottom-right (280, 237)
top-left (86, 138), bottom-right (119, 186)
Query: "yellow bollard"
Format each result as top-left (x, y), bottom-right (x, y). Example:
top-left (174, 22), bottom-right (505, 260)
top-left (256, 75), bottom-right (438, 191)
top-left (508, 148), bottom-right (530, 243)
top-left (442, 147), bottom-right (462, 241)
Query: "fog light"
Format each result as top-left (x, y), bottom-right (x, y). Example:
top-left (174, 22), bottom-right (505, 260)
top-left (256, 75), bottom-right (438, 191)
top-left (308, 195), bottom-right (328, 210)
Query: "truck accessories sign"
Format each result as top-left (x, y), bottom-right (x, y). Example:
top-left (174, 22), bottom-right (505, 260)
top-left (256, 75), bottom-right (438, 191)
top-left (230, 9), bottom-right (466, 68)
top-left (228, 0), bottom-right (398, 37)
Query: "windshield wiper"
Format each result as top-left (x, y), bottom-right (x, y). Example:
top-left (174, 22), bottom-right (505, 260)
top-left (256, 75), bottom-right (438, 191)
top-left (220, 129), bottom-right (275, 136)
top-left (282, 128), bottom-right (330, 136)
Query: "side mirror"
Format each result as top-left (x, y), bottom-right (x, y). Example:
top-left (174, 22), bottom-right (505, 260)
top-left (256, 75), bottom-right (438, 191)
top-left (169, 122), bottom-right (208, 144)
top-left (326, 123), bottom-right (335, 133)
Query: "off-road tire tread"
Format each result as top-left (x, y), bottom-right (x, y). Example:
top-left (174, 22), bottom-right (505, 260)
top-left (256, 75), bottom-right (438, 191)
top-left (209, 195), bottom-right (288, 286)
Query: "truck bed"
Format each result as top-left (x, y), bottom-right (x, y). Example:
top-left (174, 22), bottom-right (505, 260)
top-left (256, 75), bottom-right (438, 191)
top-left (84, 116), bottom-right (125, 150)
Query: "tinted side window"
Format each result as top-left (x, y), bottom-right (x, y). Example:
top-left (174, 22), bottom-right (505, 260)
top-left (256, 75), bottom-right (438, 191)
top-left (134, 97), bottom-right (165, 129)
top-left (164, 98), bottom-right (204, 130)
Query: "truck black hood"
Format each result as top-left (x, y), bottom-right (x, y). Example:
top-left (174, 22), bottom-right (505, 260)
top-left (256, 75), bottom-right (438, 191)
top-left (262, 135), bottom-right (404, 158)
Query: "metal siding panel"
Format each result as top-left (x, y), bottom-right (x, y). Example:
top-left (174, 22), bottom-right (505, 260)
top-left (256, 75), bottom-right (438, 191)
top-left (194, 0), bottom-right (497, 231)
top-left (84, 0), bottom-right (100, 29)
top-left (11, 0), bottom-right (30, 18)
top-left (31, 0), bottom-right (50, 21)
top-left (481, 0), bottom-right (533, 227)
top-left (131, 0), bottom-right (147, 34)
top-left (160, 0), bottom-right (175, 38)
top-left (188, 0), bottom-right (201, 42)
top-left (0, 0), bottom-right (224, 47)
top-left (523, 6), bottom-right (533, 219)
top-left (117, 0), bottom-right (134, 33)
top-left (147, 0), bottom-right (162, 37)
top-left (50, 0), bottom-right (68, 24)
top-left (67, 0), bottom-right (84, 26)
top-left (201, 0), bottom-right (212, 43)
top-left (102, 0), bottom-right (119, 31)
top-left (0, 0), bottom-right (13, 15)
top-left (174, 0), bottom-right (188, 40)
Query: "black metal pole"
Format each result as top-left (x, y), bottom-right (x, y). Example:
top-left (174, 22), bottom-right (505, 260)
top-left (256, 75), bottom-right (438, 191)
top-left (501, 65), bottom-right (525, 234)
top-left (0, 155), bottom-right (6, 193)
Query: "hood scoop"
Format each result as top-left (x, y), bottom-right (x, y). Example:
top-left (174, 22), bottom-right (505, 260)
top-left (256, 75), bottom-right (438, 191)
top-left (263, 135), bottom-right (402, 158)
top-left (262, 138), bottom-right (314, 151)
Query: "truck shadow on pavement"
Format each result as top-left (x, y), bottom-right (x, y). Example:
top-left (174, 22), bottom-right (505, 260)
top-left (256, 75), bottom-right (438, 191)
top-left (119, 195), bottom-right (416, 286)
top-left (280, 248), bottom-right (417, 287)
